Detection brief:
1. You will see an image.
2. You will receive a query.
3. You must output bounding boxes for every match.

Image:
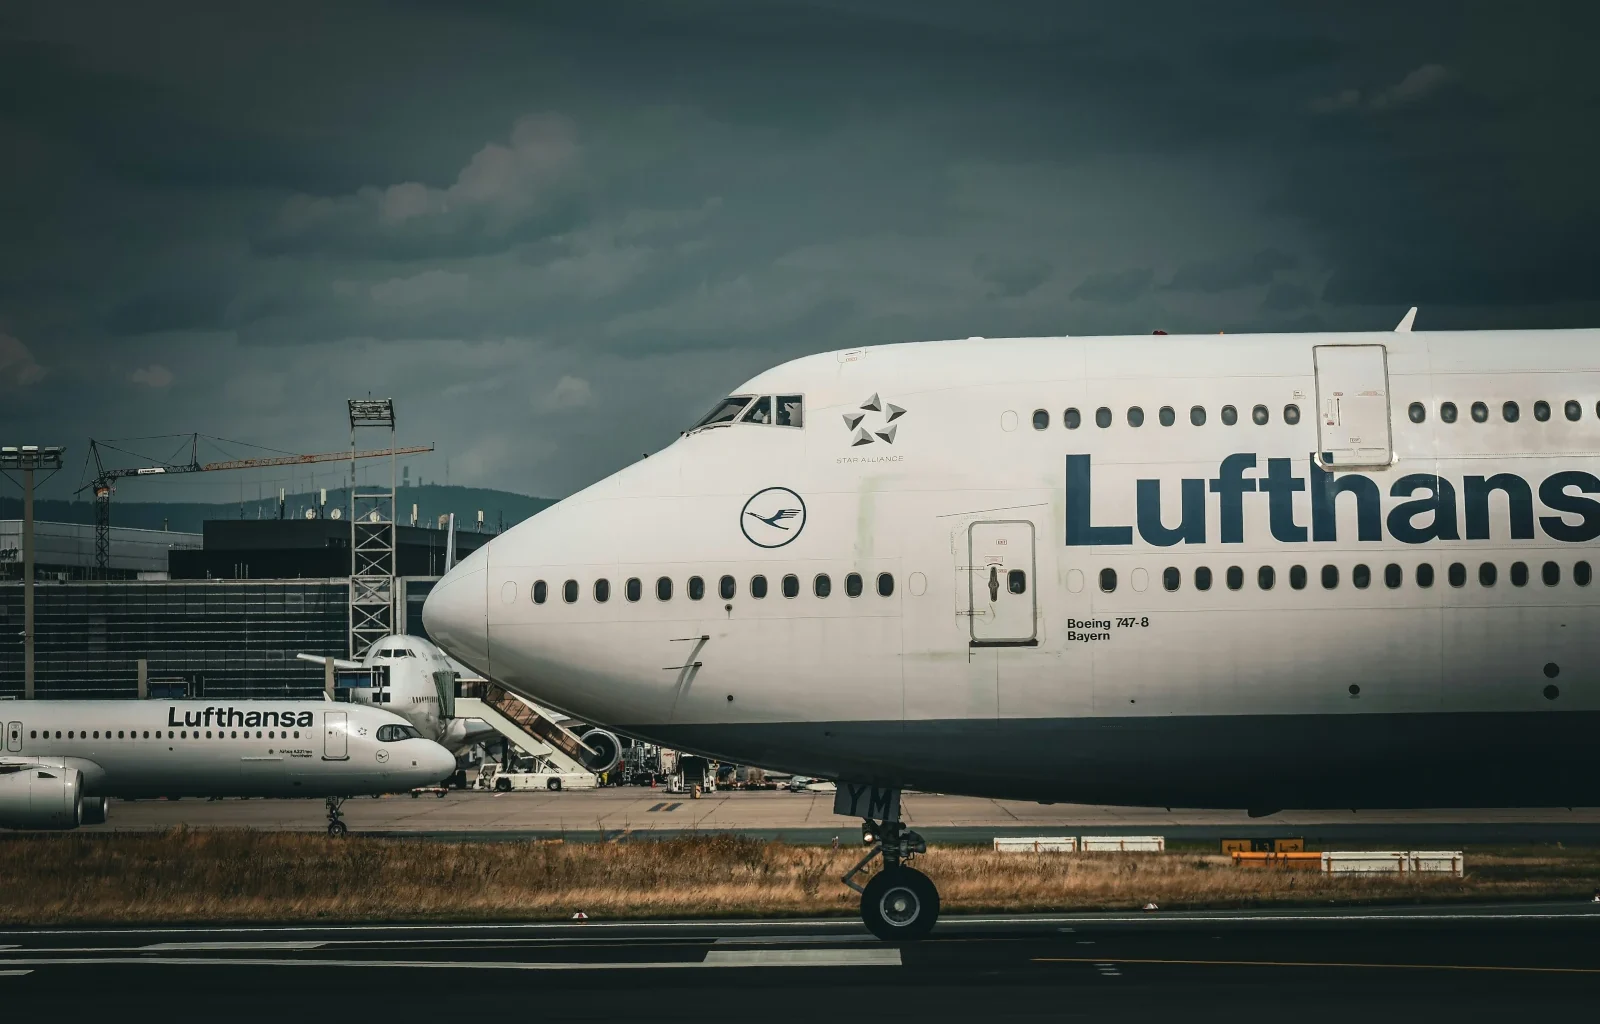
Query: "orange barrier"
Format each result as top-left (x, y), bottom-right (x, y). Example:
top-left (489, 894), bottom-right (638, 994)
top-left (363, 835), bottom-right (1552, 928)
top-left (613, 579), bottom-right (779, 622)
top-left (1231, 851), bottom-right (1321, 870)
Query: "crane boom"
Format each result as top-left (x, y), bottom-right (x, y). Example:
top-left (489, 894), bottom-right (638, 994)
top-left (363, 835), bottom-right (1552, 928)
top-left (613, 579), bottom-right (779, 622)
top-left (78, 435), bottom-right (436, 575)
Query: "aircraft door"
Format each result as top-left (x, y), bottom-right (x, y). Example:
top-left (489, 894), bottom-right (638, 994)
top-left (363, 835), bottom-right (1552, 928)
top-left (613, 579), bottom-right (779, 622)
top-left (967, 520), bottom-right (1038, 647)
top-left (6, 721), bottom-right (21, 752)
top-left (1313, 344), bottom-right (1392, 468)
top-left (323, 711), bottom-right (349, 760)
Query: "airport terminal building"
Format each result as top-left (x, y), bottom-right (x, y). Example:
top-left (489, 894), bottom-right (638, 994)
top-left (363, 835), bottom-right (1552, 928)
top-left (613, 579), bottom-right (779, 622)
top-left (0, 520), bottom-right (489, 700)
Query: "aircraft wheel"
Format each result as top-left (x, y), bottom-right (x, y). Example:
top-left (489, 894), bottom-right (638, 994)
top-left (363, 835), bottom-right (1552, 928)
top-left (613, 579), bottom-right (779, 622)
top-left (547, 777), bottom-right (563, 791)
top-left (327, 820), bottom-right (348, 838)
top-left (861, 866), bottom-right (939, 942)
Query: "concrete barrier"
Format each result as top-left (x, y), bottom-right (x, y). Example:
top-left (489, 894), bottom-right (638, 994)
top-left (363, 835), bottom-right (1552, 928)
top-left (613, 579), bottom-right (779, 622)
top-left (993, 836), bottom-right (1077, 853)
top-left (1080, 836), bottom-right (1165, 852)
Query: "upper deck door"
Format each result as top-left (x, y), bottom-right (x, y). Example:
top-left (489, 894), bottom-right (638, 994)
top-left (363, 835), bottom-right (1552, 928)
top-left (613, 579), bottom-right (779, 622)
top-left (968, 521), bottom-right (1038, 647)
top-left (6, 721), bottom-right (20, 752)
top-left (1313, 344), bottom-right (1393, 468)
top-left (323, 711), bottom-right (349, 760)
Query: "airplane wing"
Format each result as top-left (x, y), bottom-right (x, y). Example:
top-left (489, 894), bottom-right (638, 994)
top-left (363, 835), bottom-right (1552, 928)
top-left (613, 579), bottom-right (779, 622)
top-left (296, 653), bottom-right (365, 671)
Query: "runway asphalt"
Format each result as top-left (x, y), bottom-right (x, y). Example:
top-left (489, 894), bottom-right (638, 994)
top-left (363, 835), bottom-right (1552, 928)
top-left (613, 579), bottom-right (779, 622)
top-left (82, 788), bottom-right (1600, 846)
top-left (0, 903), bottom-right (1596, 1020)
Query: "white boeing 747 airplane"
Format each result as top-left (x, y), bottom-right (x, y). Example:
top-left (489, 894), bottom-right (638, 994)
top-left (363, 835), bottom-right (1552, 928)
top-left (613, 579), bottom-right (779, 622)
top-left (0, 700), bottom-right (456, 835)
top-left (424, 321), bottom-right (1600, 937)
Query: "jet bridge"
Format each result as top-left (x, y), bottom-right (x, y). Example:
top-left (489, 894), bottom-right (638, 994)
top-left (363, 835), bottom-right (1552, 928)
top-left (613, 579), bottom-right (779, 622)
top-left (454, 684), bottom-right (600, 778)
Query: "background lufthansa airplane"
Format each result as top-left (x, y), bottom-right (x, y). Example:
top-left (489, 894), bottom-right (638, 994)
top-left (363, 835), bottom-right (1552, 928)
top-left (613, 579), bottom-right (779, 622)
top-left (425, 322), bottom-right (1600, 937)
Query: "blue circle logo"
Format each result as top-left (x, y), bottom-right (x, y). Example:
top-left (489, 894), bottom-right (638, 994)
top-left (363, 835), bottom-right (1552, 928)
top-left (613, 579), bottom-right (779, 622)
top-left (740, 487), bottom-right (807, 548)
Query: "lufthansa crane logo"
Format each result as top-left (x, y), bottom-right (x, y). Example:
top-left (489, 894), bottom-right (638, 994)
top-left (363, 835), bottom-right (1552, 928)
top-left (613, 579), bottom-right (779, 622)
top-left (741, 487), bottom-right (807, 548)
top-left (842, 393), bottom-right (906, 446)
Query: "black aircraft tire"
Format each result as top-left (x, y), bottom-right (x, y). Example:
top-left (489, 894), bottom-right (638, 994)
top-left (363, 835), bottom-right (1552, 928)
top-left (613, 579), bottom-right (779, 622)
top-left (861, 866), bottom-right (939, 941)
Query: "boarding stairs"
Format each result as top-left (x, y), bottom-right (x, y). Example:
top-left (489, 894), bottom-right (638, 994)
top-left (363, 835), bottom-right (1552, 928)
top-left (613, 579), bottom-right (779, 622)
top-left (454, 684), bottom-right (596, 777)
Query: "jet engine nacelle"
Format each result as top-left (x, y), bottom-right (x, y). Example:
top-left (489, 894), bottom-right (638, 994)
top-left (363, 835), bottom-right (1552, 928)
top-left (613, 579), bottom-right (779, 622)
top-left (0, 764), bottom-right (83, 830)
top-left (577, 728), bottom-right (622, 773)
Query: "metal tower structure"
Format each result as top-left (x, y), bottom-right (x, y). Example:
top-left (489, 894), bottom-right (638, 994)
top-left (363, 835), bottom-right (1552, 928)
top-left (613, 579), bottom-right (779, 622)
top-left (348, 399), bottom-right (399, 659)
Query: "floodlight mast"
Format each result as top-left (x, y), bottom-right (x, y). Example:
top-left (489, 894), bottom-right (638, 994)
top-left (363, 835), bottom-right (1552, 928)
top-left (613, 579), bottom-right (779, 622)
top-left (348, 399), bottom-right (399, 659)
top-left (1, 445), bottom-right (65, 698)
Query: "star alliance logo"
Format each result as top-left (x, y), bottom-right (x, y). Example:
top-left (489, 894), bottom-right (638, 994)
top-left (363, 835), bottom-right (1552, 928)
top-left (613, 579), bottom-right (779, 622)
top-left (842, 393), bottom-right (906, 446)
top-left (741, 486), bottom-right (807, 548)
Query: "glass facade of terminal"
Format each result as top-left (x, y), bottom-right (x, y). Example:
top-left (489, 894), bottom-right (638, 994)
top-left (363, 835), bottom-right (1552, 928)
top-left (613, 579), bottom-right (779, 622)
top-left (0, 581), bottom-right (348, 699)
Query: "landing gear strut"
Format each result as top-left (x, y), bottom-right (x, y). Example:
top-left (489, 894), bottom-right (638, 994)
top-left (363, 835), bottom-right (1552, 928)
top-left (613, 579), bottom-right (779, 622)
top-left (839, 787), bottom-right (938, 941)
top-left (325, 796), bottom-right (348, 837)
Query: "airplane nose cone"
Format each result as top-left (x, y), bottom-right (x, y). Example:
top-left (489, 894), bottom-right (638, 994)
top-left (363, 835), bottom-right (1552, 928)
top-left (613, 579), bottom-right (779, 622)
top-left (422, 547), bottom-right (489, 675)
top-left (422, 741), bottom-right (456, 783)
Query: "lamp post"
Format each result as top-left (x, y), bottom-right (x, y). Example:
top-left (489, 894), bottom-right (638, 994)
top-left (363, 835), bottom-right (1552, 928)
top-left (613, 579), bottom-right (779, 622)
top-left (1, 445), bottom-right (65, 698)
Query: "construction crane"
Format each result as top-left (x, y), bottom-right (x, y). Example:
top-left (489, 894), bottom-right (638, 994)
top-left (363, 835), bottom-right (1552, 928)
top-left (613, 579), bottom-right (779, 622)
top-left (78, 434), bottom-right (435, 575)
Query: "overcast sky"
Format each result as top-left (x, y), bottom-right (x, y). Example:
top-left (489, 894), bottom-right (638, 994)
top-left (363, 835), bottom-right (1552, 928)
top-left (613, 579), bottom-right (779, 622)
top-left (2, 1), bottom-right (1596, 503)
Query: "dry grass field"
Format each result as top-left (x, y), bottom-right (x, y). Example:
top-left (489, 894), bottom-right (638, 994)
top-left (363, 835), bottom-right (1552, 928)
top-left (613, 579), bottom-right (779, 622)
top-left (1, 830), bottom-right (1596, 926)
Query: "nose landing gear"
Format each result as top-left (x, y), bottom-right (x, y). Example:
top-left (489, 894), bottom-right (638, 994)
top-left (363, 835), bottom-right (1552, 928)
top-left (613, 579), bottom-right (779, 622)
top-left (838, 786), bottom-right (938, 941)
top-left (325, 795), bottom-right (349, 837)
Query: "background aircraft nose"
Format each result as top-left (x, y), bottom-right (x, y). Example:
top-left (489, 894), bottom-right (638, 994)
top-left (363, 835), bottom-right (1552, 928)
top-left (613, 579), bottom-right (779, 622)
top-left (422, 551), bottom-right (489, 675)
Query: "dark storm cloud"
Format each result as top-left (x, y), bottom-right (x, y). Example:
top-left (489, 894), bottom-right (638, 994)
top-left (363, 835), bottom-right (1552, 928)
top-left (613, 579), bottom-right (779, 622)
top-left (2, 1), bottom-right (1598, 500)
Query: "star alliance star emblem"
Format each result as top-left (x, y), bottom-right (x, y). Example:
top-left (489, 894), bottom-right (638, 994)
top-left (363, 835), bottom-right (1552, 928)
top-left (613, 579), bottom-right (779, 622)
top-left (842, 393), bottom-right (906, 446)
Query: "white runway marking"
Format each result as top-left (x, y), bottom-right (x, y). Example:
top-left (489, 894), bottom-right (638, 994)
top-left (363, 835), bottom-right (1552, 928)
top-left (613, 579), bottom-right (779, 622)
top-left (0, 970), bottom-right (32, 977)
top-left (141, 941), bottom-right (329, 950)
top-left (0, 953), bottom-right (899, 971)
top-left (712, 934), bottom-right (875, 945)
top-left (704, 948), bottom-right (901, 967)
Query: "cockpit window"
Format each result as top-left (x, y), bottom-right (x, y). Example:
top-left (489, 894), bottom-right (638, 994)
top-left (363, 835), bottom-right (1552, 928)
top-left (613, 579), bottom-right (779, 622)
top-left (691, 395), bottom-right (753, 431)
top-left (741, 396), bottom-right (772, 424)
top-left (376, 724), bottom-right (422, 741)
top-left (776, 395), bottom-right (803, 427)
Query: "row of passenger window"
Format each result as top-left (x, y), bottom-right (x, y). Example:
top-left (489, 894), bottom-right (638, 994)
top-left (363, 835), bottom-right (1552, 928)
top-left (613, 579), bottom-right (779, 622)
top-left (29, 728), bottom-right (301, 740)
top-left (1094, 559), bottom-right (1595, 593)
top-left (531, 572), bottom-right (897, 605)
top-left (1034, 399), bottom-right (1600, 432)
top-left (1407, 400), bottom-right (1598, 424)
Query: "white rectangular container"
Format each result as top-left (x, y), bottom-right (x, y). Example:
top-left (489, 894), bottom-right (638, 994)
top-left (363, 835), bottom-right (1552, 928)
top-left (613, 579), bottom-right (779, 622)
top-left (1321, 851), bottom-right (1408, 874)
top-left (1080, 836), bottom-right (1166, 852)
top-left (993, 836), bottom-right (1078, 853)
top-left (1406, 851), bottom-right (1465, 877)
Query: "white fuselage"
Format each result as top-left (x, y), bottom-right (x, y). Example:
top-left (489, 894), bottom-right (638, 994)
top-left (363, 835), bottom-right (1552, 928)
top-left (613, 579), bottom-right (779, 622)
top-left (0, 700), bottom-right (456, 799)
top-left (424, 330), bottom-right (1600, 809)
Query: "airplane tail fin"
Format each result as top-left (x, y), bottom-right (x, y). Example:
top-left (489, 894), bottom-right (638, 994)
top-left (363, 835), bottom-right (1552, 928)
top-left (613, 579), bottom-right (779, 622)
top-left (1394, 306), bottom-right (1418, 332)
top-left (444, 512), bottom-right (457, 572)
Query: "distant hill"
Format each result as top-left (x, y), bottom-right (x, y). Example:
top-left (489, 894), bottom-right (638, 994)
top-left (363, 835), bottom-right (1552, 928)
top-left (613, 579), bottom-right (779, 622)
top-left (0, 484), bottom-right (557, 535)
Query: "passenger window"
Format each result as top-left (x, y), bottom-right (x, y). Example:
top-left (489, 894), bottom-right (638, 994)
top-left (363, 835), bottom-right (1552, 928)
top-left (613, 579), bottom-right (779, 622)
top-left (1221, 405), bottom-right (1238, 425)
top-left (1440, 402), bottom-right (1457, 423)
top-left (782, 574), bottom-right (800, 598)
top-left (1471, 401), bottom-right (1488, 423)
top-left (877, 572), bottom-right (894, 597)
top-left (626, 577), bottom-right (642, 602)
top-left (1064, 408), bottom-right (1082, 429)
top-left (1542, 561), bottom-right (1560, 586)
top-left (1565, 400), bottom-right (1581, 422)
top-left (1226, 566), bottom-right (1243, 591)
top-left (1448, 562), bottom-right (1466, 587)
top-left (1321, 564), bottom-right (1339, 589)
top-left (1095, 407), bottom-right (1112, 428)
top-left (1194, 566), bottom-right (1212, 591)
top-left (1257, 565), bottom-right (1275, 590)
top-left (1190, 406), bottom-right (1206, 426)
top-left (562, 580), bottom-right (578, 603)
top-left (1008, 570), bottom-right (1027, 595)
top-left (1289, 565), bottom-right (1307, 590)
top-left (1417, 563), bottom-right (1435, 588)
top-left (813, 574), bottom-right (831, 598)
top-left (719, 575), bottom-right (736, 600)
top-left (1032, 409), bottom-right (1049, 430)
top-left (1502, 401), bottom-right (1519, 423)
top-left (688, 576), bottom-right (706, 600)
top-left (1576, 560), bottom-right (1593, 586)
top-left (1127, 407), bottom-right (1144, 427)
top-left (1251, 404), bottom-right (1268, 425)
top-left (533, 580), bottom-right (547, 604)
top-left (1408, 402), bottom-right (1426, 424)
top-left (1510, 562), bottom-right (1529, 587)
top-left (1159, 406), bottom-right (1175, 427)
top-left (751, 575), bottom-right (768, 598)
top-left (846, 573), bottom-right (863, 598)
top-left (1384, 563), bottom-right (1402, 589)
top-left (1162, 567), bottom-right (1180, 591)
top-left (594, 579), bottom-right (610, 603)
top-left (741, 396), bottom-right (773, 424)
top-left (656, 576), bottom-right (673, 601)
top-left (1478, 562), bottom-right (1497, 587)
top-left (1098, 568), bottom-right (1117, 593)
top-left (691, 395), bottom-right (753, 430)
top-left (776, 395), bottom-right (804, 427)
top-left (1284, 404), bottom-right (1300, 425)
top-left (1534, 401), bottom-right (1550, 422)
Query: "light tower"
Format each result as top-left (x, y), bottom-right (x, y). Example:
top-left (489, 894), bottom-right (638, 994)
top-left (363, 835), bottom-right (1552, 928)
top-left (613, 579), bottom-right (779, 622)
top-left (1, 444), bottom-right (65, 698)
top-left (347, 399), bottom-right (398, 658)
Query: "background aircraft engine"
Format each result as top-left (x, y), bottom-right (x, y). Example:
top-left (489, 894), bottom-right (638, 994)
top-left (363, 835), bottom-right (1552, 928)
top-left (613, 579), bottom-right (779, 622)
top-left (81, 796), bottom-right (109, 825)
top-left (0, 765), bottom-right (84, 830)
top-left (577, 729), bottom-right (622, 773)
